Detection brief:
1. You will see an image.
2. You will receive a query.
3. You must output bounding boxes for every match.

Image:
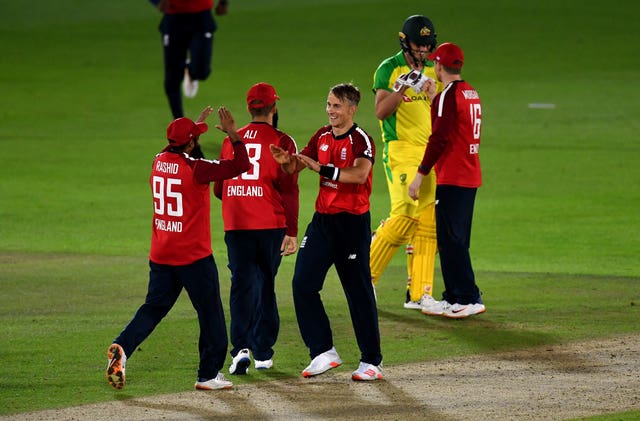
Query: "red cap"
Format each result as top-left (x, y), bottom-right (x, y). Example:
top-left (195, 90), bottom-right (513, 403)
top-left (247, 82), bottom-right (280, 109)
top-left (166, 117), bottom-right (208, 146)
top-left (428, 42), bottom-right (464, 68)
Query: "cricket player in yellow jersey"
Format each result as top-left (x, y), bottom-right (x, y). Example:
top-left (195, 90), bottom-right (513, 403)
top-left (370, 14), bottom-right (442, 312)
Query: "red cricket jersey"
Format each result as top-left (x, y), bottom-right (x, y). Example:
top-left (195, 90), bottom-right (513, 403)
top-left (214, 122), bottom-right (300, 237)
top-left (149, 144), bottom-right (249, 266)
top-left (300, 124), bottom-right (375, 215)
top-left (419, 80), bottom-right (482, 188)
top-left (164, 0), bottom-right (213, 14)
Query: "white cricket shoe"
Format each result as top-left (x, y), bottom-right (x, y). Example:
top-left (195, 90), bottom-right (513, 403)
top-left (403, 299), bottom-right (421, 310)
top-left (195, 373), bottom-right (233, 390)
top-left (302, 347), bottom-right (342, 378)
top-left (443, 303), bottom-right (486, 319)
top-left (421, 299), bottom-right (451, 316)
top-left (229, 348), bottom-right (251, 375)
top-left (405, 293), bottom-right (438, 310)
top-left (106, 343), bottom-right (126, 390)
top-left (351, 362), bottom-right (384, 381)
top-left (255, 359), bottom-right (273, 370)
top-left (182, 68), bottom-right (199, 98)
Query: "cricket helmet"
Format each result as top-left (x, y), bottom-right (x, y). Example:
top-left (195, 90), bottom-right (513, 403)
top-left (399, 15), bottom-right (437, 52)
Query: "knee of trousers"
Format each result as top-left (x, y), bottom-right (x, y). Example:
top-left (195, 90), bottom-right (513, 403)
top-left (191, 68), bottom-right (211, 80)
top-left (374, 215), bottom-right (418, 246)
top-left (292, 276), bottom-right (320, 297)
top-left (414, 203), bottom-right (437, 240)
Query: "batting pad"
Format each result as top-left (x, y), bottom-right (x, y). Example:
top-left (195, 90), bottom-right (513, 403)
top-left (370, 215), bottom-right (417, 284)
top-left (408, 203), bottom-right (437, 302)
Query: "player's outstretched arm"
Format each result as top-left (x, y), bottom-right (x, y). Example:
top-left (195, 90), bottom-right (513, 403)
top-left (301, 155), bottom-right (371, 185)
top-left (270, 144), bottom-right (303, 174)
top-left (196, 106), bottom-right (214, 123)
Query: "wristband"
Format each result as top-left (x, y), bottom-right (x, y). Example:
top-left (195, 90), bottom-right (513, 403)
top-left (319, 165), bottom-right (340, 181)
top-left (418, 164), bottom-right (431, 175)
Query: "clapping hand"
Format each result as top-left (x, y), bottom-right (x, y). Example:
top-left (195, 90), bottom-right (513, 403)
top-left (196, 106), bottom-right (214, 123)
top-left (215, 106), bottom-right (237, 134)
top-left (269, 144), bottom-right (292, 164)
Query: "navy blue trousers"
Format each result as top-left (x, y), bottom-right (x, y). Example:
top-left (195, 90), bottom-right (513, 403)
top-left (224, 228), bottom-right (285, 361)
top-left (436, 185), bottom-right (482, 305)
top-left (113, 255), bottom-right (228, 380)
top-left (292, 212), bottom-right (382, 366)
top-left (160, 12), bottom-right (215, 118)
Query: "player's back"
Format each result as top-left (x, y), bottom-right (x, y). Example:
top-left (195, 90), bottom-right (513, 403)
top-left (219, 122), bottom-right (293, 230)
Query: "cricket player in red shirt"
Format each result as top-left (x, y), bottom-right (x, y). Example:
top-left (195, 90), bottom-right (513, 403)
top-left (107, 106), bottom-right (250, 391)
top-left (214, 83), bottom-right (299, 375)
top-left (270, 83), bottom-right (383, 381)
top-left (408, 42), bottom-right (485, 319)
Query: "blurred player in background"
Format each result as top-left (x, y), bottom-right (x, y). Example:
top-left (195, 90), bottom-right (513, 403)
top-left (409, 42), bottom-right (485, 319)
top-left (214, 82), bottom-right (299, 375)
top-left (106, 106), bottom-right (249, 391)
top-left (149, 0), bottom-right (229, 122)
top-left (270, 83), bottom-right (383, 381)
top-left (370, 14), bottom-right (442, 313)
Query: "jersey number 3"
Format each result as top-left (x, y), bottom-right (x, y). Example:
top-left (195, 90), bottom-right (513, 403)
top-left (235, 144), bottom-right (261, 181)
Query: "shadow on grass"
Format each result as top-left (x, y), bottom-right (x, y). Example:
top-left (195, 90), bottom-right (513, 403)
top-left (377, 307), bottom-right (559, 355)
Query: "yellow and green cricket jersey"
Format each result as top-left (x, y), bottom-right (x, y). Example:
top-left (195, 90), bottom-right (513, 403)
top-left (372, 51), bottom-right (441, 147)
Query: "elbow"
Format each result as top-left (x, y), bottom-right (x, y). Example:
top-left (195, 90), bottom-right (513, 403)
top-left (375, 109), bottom-right (389, 121)
top-left (352, 172), bottom-right (369, 184)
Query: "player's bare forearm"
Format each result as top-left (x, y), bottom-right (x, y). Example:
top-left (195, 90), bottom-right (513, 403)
top-left (375, 89), bottom-right (403, 120)
top-left (196, 106), bottom-right (214, 123)
top-left (303, 156), bottom-right (371, 184)
top-left (338, 158), bottom-right (372, 184)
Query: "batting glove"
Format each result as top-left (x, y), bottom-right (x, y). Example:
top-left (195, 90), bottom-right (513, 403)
top-left (405, 70), bottom-right (432, 93)
top-left (392, 73), bottom-right (410, 92)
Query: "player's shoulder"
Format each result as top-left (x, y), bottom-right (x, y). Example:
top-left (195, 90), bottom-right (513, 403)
top-left (269, 128), bottom-right (296, 152)
top-left (459, 80), bottom-right (479, 92)
top-left (314, 124), bottom-right (333, 138)
top-left (350, 125), bottom-right (375, 160)
top-left (351, 123), bottom-right (372, 138)
top-left (374, 52), bottom-right (407, 90)
top-left (348, 124), bottom-right (375, 147)
top-left (377, 51), bottom-right (404, 70)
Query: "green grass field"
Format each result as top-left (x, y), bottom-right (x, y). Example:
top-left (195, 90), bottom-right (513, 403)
top-left (1, 0), bottom-right (639, 417)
